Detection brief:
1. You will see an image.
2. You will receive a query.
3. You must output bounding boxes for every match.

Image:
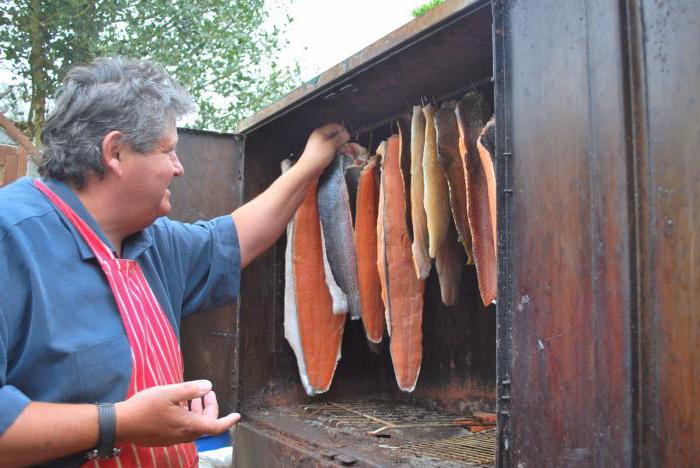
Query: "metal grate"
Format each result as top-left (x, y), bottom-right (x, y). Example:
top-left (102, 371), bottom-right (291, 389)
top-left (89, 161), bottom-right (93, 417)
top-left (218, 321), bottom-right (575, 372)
top-left (292, 401), bottom-right (496, 465)
top-left (297, 401), bottom-right (492, 436)
top-left (402, 429), bottom-right (497, 466)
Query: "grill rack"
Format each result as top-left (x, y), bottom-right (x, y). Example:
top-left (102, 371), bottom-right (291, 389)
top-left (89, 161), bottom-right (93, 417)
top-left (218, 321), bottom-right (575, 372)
top-left (292, 401), bottom-right (496, 466)
top-left (402, 429), bottom-right (497, 466)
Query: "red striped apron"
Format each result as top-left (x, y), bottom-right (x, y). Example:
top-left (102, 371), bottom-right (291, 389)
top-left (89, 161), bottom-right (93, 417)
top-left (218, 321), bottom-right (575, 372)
top-left (35, 180), bottom-right (198, 467)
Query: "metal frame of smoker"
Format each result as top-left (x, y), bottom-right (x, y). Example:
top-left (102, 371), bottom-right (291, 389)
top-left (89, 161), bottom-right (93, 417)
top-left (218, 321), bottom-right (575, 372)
top-left (171, 0), bottom-right (699, 466)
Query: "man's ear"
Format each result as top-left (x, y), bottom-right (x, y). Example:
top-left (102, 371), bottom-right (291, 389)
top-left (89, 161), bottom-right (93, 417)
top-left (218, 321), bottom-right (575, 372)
top-left (101, 131), bottom-right (125, 176)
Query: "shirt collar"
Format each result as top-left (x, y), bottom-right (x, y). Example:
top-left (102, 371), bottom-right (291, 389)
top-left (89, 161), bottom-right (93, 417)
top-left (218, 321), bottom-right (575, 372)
top-left (122, 228), bottom-right (154, 259)
top-left (43, 178), bottom-right (153, 260)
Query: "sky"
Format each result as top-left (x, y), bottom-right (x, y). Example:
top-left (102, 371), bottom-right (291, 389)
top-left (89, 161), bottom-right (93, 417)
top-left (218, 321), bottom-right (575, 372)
top-left (278, 0), bottom-right (425, 81)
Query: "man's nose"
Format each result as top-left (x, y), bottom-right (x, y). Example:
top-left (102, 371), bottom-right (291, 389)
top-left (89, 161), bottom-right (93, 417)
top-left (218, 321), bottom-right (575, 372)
top-left (172, 153), bottom-right (185, 176)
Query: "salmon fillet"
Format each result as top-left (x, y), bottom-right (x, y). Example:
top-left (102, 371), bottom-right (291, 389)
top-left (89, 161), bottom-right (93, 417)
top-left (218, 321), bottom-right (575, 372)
top-left (435, 101), bottom-right (474, 265)
top-left (479, 117), bottom-right (497, 252)
top-left (435, 220), bottom-right (465, 306)
top-left (422, 104), bottom-right (451, 258)
top-left (410, 105), bottom-right (432, 279)
top-left (397, 118), bottom-right (413, 240)
top-left (356, 158), bottom-right (385, 343)
top-left (292, 179), bottom-right (346, 392)
top-left (382, 135), bottom-right (426, 392)
top-left (456, 93), bottom-right (496, 305)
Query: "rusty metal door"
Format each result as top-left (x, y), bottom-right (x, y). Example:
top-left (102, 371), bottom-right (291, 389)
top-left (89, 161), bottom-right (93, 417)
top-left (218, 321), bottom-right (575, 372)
top-left (168, 128), bottom-right (245, 414)
top-left (496, 0), bottom-right (700, 466)
top-left (495, 0), bottom-right (634, 465)
top-left (631, 0), bottom-right (700, 465)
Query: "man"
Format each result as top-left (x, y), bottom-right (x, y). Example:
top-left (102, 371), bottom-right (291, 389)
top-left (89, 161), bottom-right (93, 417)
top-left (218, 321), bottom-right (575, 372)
top-left (0, 57), bottom-right (349, 466)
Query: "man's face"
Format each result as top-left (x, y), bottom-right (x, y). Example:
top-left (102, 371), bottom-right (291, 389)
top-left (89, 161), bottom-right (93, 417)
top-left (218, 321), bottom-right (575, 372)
top-left (120, 126), bottom-right (183, 226)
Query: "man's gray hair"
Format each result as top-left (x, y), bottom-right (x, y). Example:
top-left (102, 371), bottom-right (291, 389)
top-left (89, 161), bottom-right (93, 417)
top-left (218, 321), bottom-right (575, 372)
top-left (38, 57), bottom-right (195, 188)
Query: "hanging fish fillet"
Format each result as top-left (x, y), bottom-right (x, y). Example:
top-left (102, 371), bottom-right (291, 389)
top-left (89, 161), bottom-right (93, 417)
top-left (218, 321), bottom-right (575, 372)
top-left (356, 157), bottom-right (384, 343)
top-left (456, 93), bottom-right (497, 306)
top-left (435, 220), bottom-right (466, 306)
top-left (479, 117), bottom-right (497, 252)
top-left (422, 104), bottom-right (451, 258)
top-left (397, 118), bottom-right (413, 239)
top-left (435, 101), bottom-right (474, 265)
top-left (410, 106), bottom-right (432, 280)
top-left (344, 143), bottom-right (370, 222)
top-left (318, 154), bottom-right (362, 319)
top-left (282, 159), bottom-right (347, 396)
top-left (375, 141), bottom-right (391, 334)
top-left (283, 160), bottom-right (311, 393)
top-left (381, 135), bottom-right (426, 392)
top-left (292, 176), bottom-right (347, 394)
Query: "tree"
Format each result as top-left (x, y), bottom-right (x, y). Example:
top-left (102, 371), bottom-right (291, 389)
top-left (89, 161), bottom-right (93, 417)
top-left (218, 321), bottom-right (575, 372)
top-left (0, 0), bottom-right (299, 140)
top-left (412, 0), bottom-right (444, 18)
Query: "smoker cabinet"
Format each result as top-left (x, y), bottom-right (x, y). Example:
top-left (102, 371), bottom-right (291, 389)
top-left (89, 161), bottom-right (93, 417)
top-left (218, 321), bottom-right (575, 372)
top-left (171, 0), bottom-right (699, 466)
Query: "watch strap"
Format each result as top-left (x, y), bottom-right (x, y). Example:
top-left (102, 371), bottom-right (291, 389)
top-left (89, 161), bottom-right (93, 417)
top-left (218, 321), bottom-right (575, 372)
top-left (86, 403), bottom-right (121, 460)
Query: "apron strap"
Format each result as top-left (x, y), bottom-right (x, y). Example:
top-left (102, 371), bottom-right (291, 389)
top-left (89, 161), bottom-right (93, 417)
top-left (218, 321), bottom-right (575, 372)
top-left (34, 179), bottom-right (115, 261)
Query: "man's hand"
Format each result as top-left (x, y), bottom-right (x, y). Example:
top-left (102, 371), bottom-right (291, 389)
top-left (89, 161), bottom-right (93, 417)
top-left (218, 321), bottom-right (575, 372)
top-left (231, 122), bottom-right (351, 268)
top-left (296, 123), bottom-right (350, 176)
top-left (115, 380), bottom-right (240, 447)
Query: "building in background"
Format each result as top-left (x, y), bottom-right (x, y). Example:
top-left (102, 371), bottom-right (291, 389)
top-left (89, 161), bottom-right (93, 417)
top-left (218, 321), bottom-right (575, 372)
top-left (0, 112), bottom-right (36, 187)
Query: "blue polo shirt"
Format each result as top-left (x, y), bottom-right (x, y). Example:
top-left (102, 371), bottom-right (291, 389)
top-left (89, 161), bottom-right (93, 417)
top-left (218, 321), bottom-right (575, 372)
top-left (0, 177), bottom-right (240, 445)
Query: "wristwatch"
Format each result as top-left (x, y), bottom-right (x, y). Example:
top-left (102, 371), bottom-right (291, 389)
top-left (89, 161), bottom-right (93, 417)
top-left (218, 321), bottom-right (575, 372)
top-left (85, 403), bottom-right (122, 460)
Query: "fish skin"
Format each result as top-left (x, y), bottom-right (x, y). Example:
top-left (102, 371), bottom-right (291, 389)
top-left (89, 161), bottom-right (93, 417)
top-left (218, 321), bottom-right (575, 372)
top-left (456, 93), bottom-right (497, 306)
top-left (435, 101), bottom-right (474, 265)
top-left (318, 154), bottom-right (362, 320)
top-left (435, 220), bottom-right (465, 306)
top-left (376, 142), bottom-right (391, 335)
top-left (383, 135), bottom-right (426, 392)
top-left (422, 104), bottom-right (451, 259)
top-left (356, 158), bottom-right (385, 343)
top-left (292, 178), bottom-right (346, 394)
top-left (322, 225), bottom-right (350, 316)
top-left (410, 106), bottom-right (432, 280)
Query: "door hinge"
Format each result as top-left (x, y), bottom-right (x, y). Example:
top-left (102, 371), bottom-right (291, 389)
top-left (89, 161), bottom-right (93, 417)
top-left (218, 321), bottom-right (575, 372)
top-left (497, 375), bottom-right (511, 448)
top-left (502, 151), bottom-right (513, 194)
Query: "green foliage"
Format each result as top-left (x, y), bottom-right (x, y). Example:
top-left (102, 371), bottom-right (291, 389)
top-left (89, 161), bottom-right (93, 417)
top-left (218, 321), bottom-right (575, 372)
top-left (0, 0), bottom-right (300, 135)
top-left (411, 0), bottom-right (444, 18)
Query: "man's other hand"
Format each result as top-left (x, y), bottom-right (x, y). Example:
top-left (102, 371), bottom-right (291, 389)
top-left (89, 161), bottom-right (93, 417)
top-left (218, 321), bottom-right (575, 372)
top-left (115, 380), bottom-right (241, 447)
